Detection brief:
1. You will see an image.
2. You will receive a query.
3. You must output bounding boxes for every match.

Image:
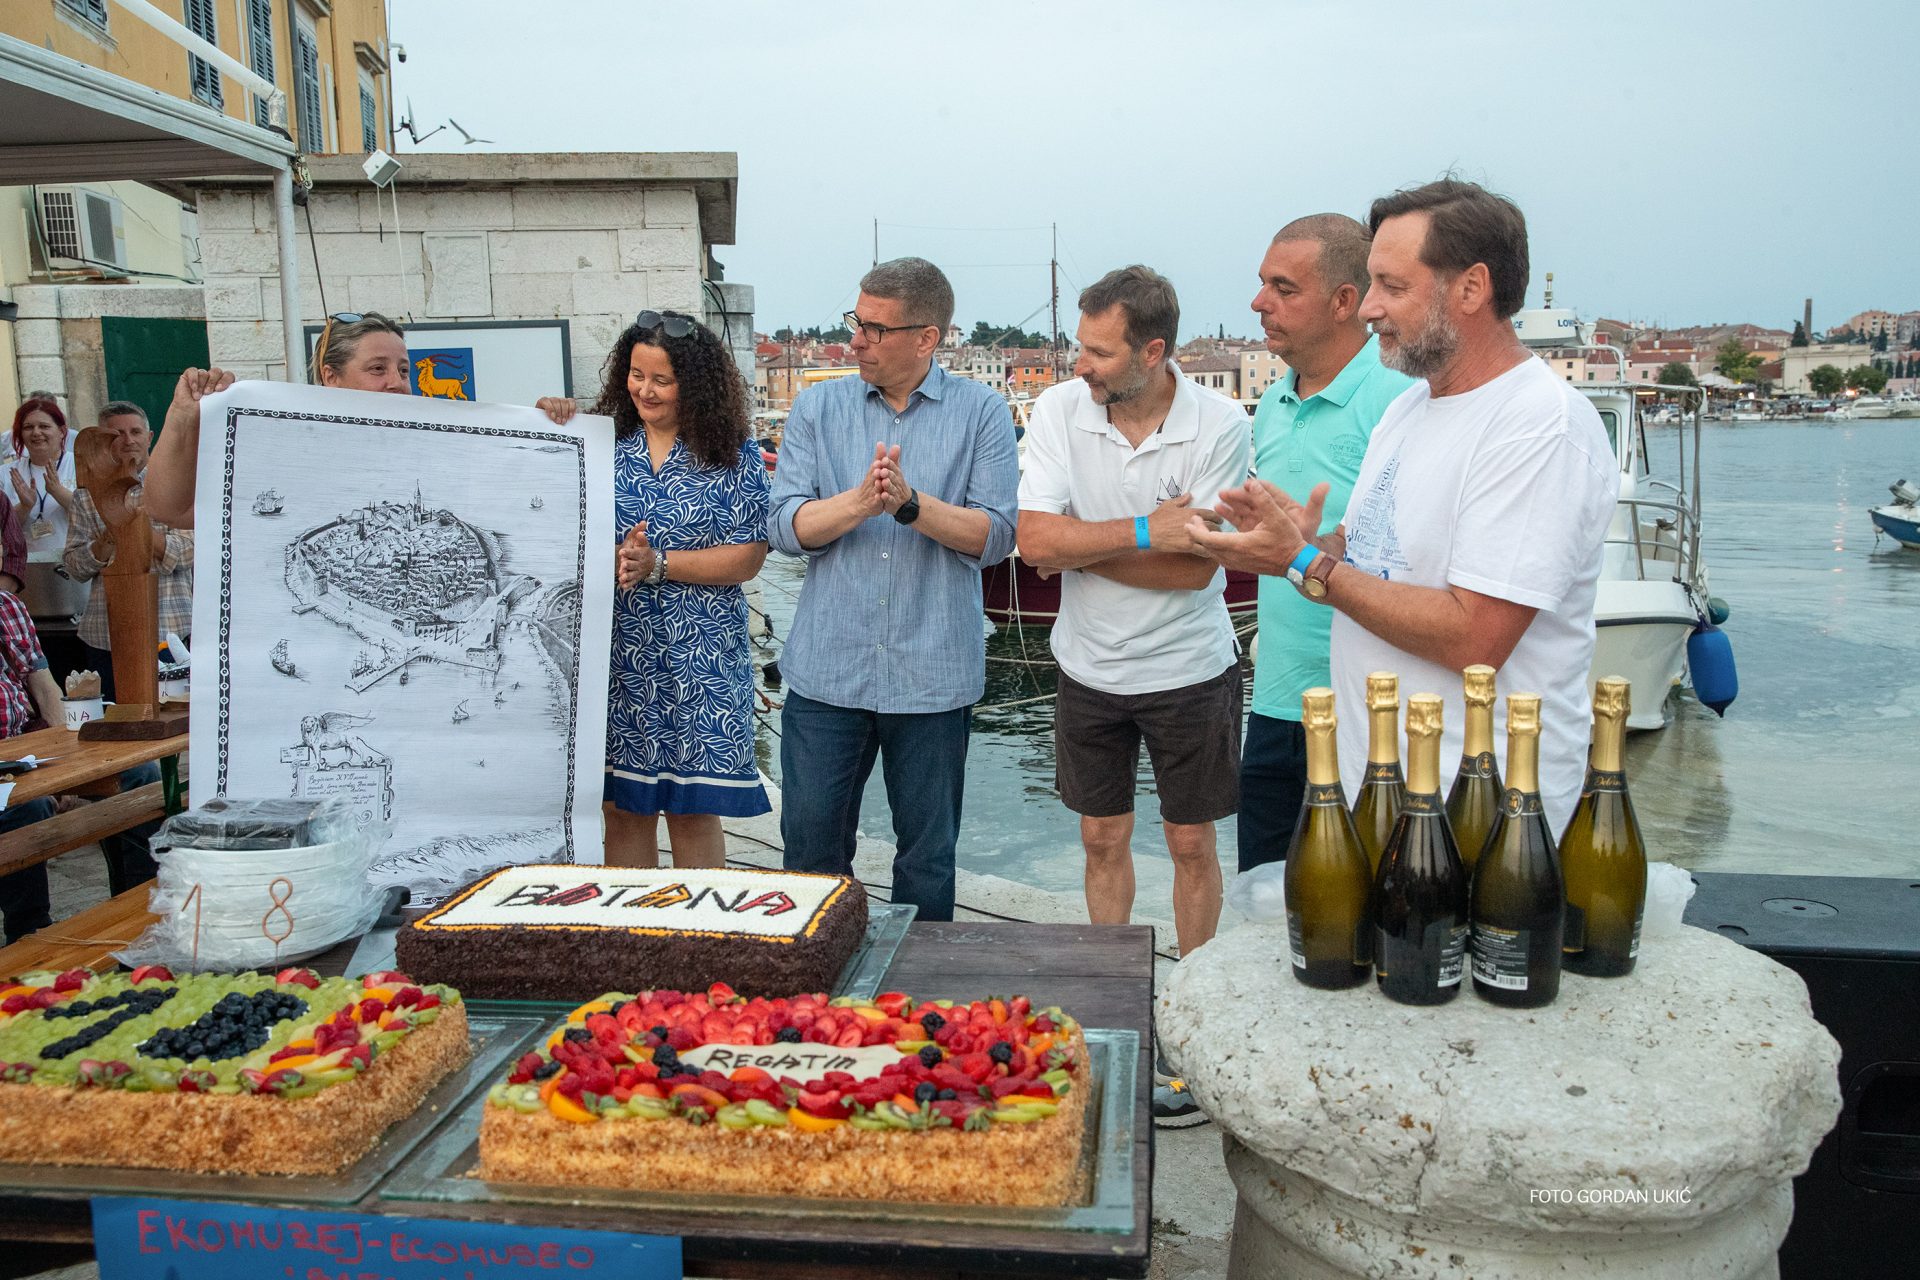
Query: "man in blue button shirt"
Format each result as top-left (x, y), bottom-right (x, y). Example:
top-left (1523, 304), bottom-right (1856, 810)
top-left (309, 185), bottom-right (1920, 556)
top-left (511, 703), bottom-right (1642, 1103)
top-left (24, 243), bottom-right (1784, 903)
top-left (768, 258), bottom-right (1019, 921)
top-left (1239, 216), bottom-right (1414, 871)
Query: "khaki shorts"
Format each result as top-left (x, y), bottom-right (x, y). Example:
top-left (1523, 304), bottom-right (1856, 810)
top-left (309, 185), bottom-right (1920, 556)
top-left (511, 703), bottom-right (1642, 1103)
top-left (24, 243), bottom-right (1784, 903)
top-left (1054, 663), bottom-right (1242, 825)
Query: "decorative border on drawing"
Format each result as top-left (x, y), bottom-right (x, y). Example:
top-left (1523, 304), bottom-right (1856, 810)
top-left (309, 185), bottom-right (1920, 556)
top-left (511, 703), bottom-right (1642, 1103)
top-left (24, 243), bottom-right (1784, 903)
top-left (215, 405), bottom-right (591, 860)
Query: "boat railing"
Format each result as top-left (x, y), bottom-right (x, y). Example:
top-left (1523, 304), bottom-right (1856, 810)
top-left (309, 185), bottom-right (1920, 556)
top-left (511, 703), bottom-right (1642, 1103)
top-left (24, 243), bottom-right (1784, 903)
top-left (1604, 492), bottom-right (1701, 592)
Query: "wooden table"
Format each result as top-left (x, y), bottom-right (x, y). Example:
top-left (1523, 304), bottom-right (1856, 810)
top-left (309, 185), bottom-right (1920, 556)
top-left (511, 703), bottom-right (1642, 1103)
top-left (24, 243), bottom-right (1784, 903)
top-left (0, 727), bottom-right (186, 962)
top-left (0, 726), bottom-right (187, 806)
top-left (0, 921), bottom-right (1157, 1277)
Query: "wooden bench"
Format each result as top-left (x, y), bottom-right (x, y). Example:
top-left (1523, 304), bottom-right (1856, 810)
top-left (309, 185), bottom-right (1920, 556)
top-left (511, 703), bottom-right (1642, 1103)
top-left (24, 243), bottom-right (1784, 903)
top-left (0, 782), bottom-right (166, 881)
top-left (0, 883), bottom-right (158, 976)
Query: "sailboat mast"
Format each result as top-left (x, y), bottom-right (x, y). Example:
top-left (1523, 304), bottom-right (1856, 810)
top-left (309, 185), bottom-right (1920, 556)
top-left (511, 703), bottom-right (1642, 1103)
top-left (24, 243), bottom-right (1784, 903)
top-left (1049, 222), bottom-right (1061, 383)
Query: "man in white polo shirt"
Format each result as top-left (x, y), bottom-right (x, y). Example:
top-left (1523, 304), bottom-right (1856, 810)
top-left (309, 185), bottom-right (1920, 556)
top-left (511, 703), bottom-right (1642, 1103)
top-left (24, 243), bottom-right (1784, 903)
top-left (1017, 266), bottom-right (1253, 963)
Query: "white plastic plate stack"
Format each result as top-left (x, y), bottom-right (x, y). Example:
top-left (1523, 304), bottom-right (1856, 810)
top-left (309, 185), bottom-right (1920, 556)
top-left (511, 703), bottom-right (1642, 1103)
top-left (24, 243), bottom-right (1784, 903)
top-left (143, 837), bottom-right (379, 969)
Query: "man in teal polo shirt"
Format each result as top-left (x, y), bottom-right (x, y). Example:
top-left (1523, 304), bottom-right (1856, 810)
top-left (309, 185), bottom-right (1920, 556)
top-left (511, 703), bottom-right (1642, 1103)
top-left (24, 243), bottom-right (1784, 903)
top-left (1239, 214), bottom-right (1415, 871)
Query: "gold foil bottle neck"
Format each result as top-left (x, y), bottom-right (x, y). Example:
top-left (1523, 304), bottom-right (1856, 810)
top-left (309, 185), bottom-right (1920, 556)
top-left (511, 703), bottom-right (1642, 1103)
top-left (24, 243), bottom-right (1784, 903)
top-left (1405, 693), bottom-right (1444, 738)
top-left (1301, 688), bottom-right (1337, 732)
top-left (1462, 664), bottom-right (1496, 706)
top-left (1365, 672), bottom-right (1399, 711)
top-left (1505, 692), bottom-right (1542, 735)
top-left (1593, 676), bottom-right (1631, 721)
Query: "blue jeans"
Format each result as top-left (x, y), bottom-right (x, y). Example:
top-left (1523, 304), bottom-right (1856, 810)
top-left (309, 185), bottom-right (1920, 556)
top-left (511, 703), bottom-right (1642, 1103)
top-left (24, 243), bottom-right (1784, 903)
top-left (779, 690), bottom-right (970, 922)
top-left (0, 796), bottom-right (59, 943)
top-left (1238, 713), bottom-right (1306, 873)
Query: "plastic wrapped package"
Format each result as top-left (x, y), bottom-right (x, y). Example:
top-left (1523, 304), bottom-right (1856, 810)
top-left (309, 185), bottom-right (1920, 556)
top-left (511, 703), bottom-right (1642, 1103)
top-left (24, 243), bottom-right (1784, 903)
top-left (117, 798), bottom-right (389, 971)
top-left (1644, 861), bottom-right (1698, 940)
top-left (1227, 862), bottom-right (1289, 924)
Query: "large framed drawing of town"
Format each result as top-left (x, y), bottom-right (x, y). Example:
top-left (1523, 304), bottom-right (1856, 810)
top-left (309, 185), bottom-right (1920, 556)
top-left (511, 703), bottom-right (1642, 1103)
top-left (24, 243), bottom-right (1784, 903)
top-left (191, 381), bottom-right (615, 905)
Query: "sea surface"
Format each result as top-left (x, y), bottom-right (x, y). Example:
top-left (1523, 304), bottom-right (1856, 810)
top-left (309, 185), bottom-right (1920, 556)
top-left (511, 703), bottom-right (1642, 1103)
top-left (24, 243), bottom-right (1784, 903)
top-left (751, 415), bottom-right (1920, 910)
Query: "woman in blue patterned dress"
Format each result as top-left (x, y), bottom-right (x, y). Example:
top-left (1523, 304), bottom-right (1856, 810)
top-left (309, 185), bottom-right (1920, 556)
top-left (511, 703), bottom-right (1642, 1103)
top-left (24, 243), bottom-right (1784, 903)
top-left (543, 312), bottom-right (770, 868)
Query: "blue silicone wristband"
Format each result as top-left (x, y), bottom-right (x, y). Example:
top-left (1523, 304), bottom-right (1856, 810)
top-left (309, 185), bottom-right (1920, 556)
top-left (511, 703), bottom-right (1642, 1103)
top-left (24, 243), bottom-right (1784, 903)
top-left (1289, 546), bottom-right (1319, 578)
top-left (1134, 516), bottom-right (1152, 549)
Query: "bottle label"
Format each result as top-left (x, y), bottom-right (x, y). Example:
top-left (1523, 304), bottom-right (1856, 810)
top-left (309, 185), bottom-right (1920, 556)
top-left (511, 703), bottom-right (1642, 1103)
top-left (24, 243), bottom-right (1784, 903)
top-left (1304, 782), bottom-right (1345, 808)
top-left (1402, 792), bottom-right (1441, 817)
top-left (1471, 924), bottom-right (1531, 990)
top-left (1501, 788), bottom-right (1544, 818)
top-left (1584, 769), bottom-right (1627, 794)
top-left (1460, 752), bottom-right (1496, 780)
top-left (1287, 910), bottom-right (1306, 970)
top-left (1364, 763), bottom-right (1402, 785)
top-left (1437, 922), bottom-right (1468, 987)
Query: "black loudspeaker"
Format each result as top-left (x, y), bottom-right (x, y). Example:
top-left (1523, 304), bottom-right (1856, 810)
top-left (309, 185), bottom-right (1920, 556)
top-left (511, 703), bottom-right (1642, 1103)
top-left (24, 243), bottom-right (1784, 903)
top-left (1684, 873), bottom-right (1920, 1279)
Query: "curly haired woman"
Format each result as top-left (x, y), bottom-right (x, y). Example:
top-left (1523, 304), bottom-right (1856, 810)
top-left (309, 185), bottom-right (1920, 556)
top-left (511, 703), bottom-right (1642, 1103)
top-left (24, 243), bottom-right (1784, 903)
top-left (540, 311), bottom-right (771, 869)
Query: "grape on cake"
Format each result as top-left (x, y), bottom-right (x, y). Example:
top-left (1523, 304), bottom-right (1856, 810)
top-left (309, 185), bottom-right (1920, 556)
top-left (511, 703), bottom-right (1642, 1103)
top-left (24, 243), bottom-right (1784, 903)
top-left (0, 966), bottom-right (468, 1176)
top-left (395, 865), bottom-right (869, 1001)
top-left (477, 985), bottom-right (1091, 1207)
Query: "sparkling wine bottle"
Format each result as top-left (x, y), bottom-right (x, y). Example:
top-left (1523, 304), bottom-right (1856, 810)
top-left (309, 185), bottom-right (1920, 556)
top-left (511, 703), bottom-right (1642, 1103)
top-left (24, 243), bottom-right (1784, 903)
top-left (1372, 693), bottom-right (1469, 1006)
top-left (1560, 676), bottom-right (1647, 977)
top-left (1284, 688), bottom-right (1373, 990)
top-left (1469, 692), bottom-right (1565, 1007)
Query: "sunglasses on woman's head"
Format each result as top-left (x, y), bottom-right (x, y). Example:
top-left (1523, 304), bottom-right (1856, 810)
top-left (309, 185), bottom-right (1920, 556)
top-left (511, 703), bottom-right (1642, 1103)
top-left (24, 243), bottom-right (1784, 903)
top-left (635, 310), bottom-right (696, 338)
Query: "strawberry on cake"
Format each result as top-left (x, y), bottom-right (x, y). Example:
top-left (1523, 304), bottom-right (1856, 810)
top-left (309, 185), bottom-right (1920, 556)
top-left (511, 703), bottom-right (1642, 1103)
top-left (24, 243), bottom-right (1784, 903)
top-left (478, 985), bottom-right (1091, 1206)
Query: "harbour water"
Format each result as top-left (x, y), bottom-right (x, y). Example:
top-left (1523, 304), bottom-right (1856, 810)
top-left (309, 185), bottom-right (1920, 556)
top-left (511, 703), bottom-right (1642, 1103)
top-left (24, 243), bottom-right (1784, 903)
top-left (752, 414), bottom-right (1920, 903)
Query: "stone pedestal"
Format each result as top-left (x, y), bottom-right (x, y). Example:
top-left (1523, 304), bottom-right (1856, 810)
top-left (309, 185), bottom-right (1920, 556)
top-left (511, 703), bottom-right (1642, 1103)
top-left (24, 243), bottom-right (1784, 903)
top-left (1157, 925), bottom-right (1841, 1279)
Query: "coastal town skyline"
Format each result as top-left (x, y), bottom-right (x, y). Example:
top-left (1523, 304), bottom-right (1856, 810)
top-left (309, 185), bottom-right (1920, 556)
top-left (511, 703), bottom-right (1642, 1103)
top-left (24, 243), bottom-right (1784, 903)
top-left (390, 1), bottom-right (1918, 341)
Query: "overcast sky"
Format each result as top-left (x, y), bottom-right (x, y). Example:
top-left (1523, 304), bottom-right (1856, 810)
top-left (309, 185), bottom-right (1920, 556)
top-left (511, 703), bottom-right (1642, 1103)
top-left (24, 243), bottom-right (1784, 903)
top-left (389, 1), bottom-right (1917, 341)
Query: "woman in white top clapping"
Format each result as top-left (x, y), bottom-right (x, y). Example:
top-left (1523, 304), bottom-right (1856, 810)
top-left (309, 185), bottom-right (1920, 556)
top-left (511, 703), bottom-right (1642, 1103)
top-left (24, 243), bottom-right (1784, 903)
top-left (8, 397), bottom-right (76, 557)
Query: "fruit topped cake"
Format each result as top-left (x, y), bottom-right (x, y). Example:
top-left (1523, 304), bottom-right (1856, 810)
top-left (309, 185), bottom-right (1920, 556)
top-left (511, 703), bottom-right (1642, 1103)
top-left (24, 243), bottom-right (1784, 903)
top-left (396, 864), bottom-right (870, 1002)
top-left (0, 966), bottom-right (469, 1176)
top-left (478, 985), bottom-right (1092, 1206)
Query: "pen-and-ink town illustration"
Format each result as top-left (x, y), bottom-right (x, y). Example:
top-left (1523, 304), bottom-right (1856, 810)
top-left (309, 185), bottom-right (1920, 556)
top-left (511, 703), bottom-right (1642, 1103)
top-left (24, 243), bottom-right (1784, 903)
top-left (199, 392), bottom-right (613, 905)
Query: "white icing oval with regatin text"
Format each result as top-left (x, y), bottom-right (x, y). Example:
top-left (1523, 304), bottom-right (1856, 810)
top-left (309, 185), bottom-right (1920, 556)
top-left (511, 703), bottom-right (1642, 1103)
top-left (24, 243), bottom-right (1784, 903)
top-left (676, 1042), bottom-right (911, 1080)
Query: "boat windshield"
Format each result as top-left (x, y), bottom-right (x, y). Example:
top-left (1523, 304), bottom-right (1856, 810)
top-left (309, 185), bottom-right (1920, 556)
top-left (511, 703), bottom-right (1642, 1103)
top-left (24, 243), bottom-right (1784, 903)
top-left (1596, 407), bottom-right (1621, 453)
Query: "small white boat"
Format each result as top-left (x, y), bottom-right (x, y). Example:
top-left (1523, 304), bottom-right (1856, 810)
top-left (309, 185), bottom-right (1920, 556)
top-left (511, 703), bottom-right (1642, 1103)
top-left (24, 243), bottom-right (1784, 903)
top-left (1836, 395), bottom-right (1893, 420)
top-left (1870, 479), bottom-right (1920, 549)
top-left (1729, 397), bottom-right (1768, 423)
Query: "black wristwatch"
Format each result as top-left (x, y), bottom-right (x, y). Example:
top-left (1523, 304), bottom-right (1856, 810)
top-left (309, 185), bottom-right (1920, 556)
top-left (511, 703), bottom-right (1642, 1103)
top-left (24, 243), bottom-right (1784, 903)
top-left (893, 488), bottom-right (921, 525)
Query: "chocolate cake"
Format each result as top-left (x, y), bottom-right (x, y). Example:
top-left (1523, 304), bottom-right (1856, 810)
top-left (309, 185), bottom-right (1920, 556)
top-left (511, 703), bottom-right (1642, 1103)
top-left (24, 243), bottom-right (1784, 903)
top-left (396, 865), bottom-right (869, 1001)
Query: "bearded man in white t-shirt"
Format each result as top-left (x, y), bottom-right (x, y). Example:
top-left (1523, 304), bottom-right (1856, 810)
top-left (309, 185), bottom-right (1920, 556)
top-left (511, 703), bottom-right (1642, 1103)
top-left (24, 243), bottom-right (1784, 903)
top-left (1191, 180), bottom-right (1615, 829)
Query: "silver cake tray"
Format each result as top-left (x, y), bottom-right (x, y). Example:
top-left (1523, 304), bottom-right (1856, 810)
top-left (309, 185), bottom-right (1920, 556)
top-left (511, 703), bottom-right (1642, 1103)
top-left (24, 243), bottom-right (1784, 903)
top-left (378, 1026), bottom-right (1137, 1233)
top-left (0, 1012), bottom-right (549, 1207)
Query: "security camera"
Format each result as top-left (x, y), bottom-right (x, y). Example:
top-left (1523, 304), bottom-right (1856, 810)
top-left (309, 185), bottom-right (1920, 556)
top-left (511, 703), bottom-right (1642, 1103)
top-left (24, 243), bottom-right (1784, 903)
top-left (393, 43), bottom-right (407, 63)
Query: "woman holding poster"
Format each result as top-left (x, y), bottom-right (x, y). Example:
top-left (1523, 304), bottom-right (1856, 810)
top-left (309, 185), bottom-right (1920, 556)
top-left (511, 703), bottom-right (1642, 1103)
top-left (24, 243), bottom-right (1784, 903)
top-left (142, 312), bottom-right (413, 528)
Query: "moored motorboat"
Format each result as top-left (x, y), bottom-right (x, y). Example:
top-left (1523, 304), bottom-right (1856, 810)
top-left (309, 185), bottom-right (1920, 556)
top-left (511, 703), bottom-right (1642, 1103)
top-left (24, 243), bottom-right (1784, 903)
top-left (1869, 479), bottom-right (1920, 549)
top-left (1514, 302), bottom-right (1729, 728)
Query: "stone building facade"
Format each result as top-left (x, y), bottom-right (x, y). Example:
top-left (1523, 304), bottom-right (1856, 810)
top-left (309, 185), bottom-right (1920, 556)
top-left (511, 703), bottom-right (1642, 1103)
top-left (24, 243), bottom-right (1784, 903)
top-left (187, 152), bottom-right (752, 396)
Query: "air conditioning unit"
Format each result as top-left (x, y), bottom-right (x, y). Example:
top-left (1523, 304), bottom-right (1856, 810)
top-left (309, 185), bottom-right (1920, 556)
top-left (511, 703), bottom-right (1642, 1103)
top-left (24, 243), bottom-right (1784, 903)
top-left (37, 186), bottom-right (127, 272)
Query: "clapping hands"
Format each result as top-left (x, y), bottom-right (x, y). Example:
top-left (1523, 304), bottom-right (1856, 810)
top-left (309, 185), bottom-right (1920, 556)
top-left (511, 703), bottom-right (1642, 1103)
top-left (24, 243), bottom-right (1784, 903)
top-left (616, 521), bottom-right (656, 590)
